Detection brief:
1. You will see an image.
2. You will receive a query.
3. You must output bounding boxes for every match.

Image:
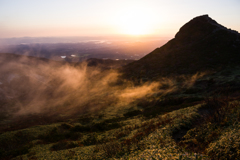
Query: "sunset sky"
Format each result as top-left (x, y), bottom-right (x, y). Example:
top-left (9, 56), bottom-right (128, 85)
top-left (0, 0), bottom-right (240, 38)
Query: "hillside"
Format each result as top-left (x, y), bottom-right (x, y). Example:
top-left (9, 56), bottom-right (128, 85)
top-left (122, 15), bottom-right (240, 80)
top-left (0, 53), bottom-right (133, 132)
top-left (1, 15), bottom-right (240, 160)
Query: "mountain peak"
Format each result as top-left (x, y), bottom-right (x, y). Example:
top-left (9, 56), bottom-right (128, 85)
top-left (122, 15), bottom-right (240, 79)
top-left (175, 15), bottom-right (227, 41)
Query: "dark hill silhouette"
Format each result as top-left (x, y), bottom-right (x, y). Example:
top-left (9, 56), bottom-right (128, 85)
top-left (122, 15), bottom-right (240, 79)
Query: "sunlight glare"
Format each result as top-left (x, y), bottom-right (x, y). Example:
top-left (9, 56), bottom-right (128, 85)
top-left (115, 5), bottom-right (155, 36)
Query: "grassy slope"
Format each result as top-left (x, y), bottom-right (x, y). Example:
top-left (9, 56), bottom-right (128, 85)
top-left (1, 98), bottom-right (239, 160)
top-left (1, 67), bottom-right (240, 159)
top-left (0, 104), bottom-right (203, 160)
top-left (0, 57), bottom-right (240, 159)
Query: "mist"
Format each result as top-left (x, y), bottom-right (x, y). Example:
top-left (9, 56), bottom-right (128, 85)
top-left (0, 53), bottom-right (207, 123)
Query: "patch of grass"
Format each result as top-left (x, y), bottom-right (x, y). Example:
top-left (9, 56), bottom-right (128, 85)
top-left (78, 116), bottom-right (94, 125)
top-left (179, 97), bottom-right (240, 159)
top-left (91, 121), bottom-right (122, 132)
top-left (95, 141), bottom-right (124, 158)
top-left (50, 140), bottom-right (82, 151)
top-left (91, 113), bottom-right (182, 159)
top-left (82, 134), bottom-right (99, 146)
top-left (114, 129), bottom-right (131, 139)
top-left (206, 127), bottom-right (240, 160)
top-left (102, 117), bottom-right (125, 123)
top-left (71, 121), bottom-right (122, 133)
top-left (60, 123), bottom-right (74, 130)
top-left (70, 125), bottom-right (92, 132)
top-left (137, 96), bottom-right (203, 118)
top-left (0, 131), bottom-right (34, 159)
top-left (38, 126), bottom-right (81, 143)
top-left (124, 110), bottom-right (142, 118)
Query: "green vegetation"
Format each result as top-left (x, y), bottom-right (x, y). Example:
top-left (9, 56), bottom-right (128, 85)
top-left (1, 94), bottom-right (239, 159)
top-left (1, 67), bottom-right (240, 159)
top-left (1, 66), bottom-right (240, 159)
top-left (180, 98), bottom-right (240, 160)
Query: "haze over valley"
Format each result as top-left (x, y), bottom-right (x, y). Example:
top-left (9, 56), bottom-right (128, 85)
top-left (0, 36), bottom-right (168, 61)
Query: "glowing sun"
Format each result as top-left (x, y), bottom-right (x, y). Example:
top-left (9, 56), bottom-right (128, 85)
top-left (115, 6), bottom-right (155, 36)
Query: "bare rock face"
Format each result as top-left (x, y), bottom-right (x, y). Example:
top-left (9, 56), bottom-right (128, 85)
top-left (122, 15), bottom-right (240, 79)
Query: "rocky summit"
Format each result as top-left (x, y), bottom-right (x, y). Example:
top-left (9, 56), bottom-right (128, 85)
top-left (122, 15), bottom-right (240, 80)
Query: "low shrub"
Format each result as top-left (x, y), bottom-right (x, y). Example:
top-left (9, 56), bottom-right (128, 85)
top-left (206, 128), bottom-right (240, 160)
top-left (39, 127), bottom-right (81, 143)
top-left (60, 123), bottom-right (73, 130)
top-left (82, 134), bottom-right (99, 146)
top-left (71, 121), bottom-right (121, 133)
top-left (92, 121), bottom-right (121, 132)
top-left (179, 97), bottom-right (240, 159)
top-left (78, 116), bottom-right (94, 124)
top-left (50, 141), bottom-right (81, 151)
top-left (70, 125), bottom-right (91, 132)
top-left (0, 131), bottom-right (34, 159)
top-left (124, 110), bottom-right (142, 118)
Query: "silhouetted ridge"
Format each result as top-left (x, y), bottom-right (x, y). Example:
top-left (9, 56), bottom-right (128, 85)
top-left (175, 15), bottom-right (227, 42)
top-left (122, 15), bottom-right (240, 80)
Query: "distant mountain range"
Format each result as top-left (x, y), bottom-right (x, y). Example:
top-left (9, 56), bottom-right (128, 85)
top-left (122, 15), bottom-right (240, 79)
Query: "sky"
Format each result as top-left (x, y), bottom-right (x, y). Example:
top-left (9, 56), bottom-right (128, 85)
top-left (0, 0), bottom-right (240, 38)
